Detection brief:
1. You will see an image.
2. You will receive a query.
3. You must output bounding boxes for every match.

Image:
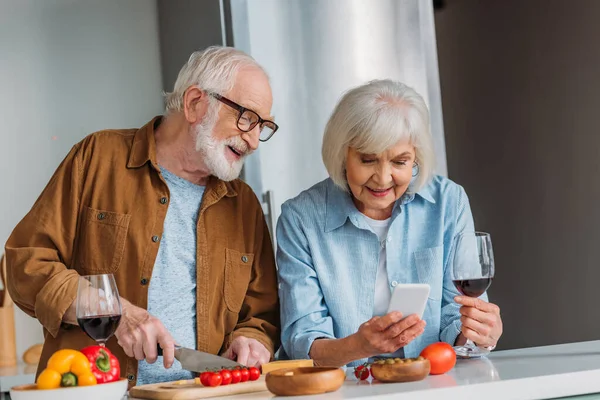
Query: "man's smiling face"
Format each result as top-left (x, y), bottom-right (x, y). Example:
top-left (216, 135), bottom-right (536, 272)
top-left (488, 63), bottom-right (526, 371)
top-left (194, 66), bottom-right (273, 181)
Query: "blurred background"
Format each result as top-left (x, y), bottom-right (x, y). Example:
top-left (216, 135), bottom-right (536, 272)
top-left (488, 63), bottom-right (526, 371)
top-left (1, 0), bottom-right (599, 363)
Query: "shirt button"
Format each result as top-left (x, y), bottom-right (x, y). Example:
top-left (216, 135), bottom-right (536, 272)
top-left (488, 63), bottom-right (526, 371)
top-left (241, 255), bottom-right (248, 263)
top-left (387, 236), bottom-right (392, 243)
top-left (127, 374), bottom-right (135, 382)
top-left (140, 278), bottom-right (149, 285)
top-left (391, 281), bottom-right (398, 287)
top-left (97, 213), bottom-right (105, 220)
top-left (160, 197), bottom-right (168, 204)
top-left (152, 235), bottom-right (160, 242)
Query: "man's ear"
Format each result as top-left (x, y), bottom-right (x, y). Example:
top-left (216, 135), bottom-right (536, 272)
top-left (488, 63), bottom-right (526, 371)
top-left (183, 86), bottom-right (208, 124)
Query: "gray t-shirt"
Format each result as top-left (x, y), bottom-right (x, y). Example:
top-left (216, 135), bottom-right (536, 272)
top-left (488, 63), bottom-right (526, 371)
top-left (136, 166), bottom-right (205, 385)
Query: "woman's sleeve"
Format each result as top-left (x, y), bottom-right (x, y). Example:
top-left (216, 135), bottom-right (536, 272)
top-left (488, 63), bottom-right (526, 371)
top-left (439, 185), bottom-right (489, 344)
top-left (276, 203), bottom-right (335, 360)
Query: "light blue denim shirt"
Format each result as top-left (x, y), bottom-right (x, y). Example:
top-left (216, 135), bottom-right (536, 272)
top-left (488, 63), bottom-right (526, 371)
top-left (276, 175), bottom-right (488, 366)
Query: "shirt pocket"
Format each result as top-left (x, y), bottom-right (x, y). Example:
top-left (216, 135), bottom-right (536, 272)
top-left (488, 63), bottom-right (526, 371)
top-left (413, 246), bottom-right (444, 301)
top-left (224, 248), bottom-right (254, 312)
top-left (75, 207), bottom-right (131, 274)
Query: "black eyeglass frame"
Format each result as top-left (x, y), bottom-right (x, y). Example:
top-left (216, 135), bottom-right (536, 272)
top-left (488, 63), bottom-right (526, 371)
top-left (209, 93), bottom-right (278, 142)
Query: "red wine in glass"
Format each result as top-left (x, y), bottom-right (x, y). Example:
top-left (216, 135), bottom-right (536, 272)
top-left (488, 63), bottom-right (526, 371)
top-left (76, 274), bottom-right (122, 346)
top-left (451, 231), bottom-right (495, 358)
top-left (453, 278), bottom-right (493, 298)
top-left (77, 314), bottom-right (121, 343)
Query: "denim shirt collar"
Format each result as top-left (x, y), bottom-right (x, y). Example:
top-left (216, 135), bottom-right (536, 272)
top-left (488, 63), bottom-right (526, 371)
top-left (324, 178), bottom-right (436, 233)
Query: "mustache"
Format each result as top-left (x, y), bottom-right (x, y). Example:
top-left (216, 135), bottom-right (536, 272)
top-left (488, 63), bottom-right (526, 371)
top-left (224, 137), bottom-right (252, 156)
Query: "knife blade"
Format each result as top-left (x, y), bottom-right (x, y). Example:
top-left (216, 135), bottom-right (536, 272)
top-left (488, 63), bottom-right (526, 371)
top-left (157, 344), bottom-right (243, 372)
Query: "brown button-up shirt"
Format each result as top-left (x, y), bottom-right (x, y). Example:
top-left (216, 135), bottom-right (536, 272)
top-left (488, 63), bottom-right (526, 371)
top-left (5, 117), bottom-right (280, 387)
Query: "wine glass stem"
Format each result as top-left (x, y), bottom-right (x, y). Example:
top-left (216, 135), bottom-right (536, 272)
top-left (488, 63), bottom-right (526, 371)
top-left (465, 338), bottom-right (478, 350)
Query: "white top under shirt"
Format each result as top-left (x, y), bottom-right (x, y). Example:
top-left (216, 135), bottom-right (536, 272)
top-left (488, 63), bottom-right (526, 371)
top-left (363, 214), bottom-right (406, 359)
top-left (363, 215), bottom-right (392, 317)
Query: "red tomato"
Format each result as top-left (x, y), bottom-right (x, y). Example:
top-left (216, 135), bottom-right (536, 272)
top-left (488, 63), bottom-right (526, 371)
top-left (354, 364), bottom-right (370, 380)
top-left (230, 369), bottom-right (242, 384)
top-left (220, 369), bottom-right (232, 385)
top-left (240, 368), bottom-right (250, 382)
top-left (420, 342), bottom-right (457, 375)
top-left (200, 372), bottom-right (212, 386)
top-left (207, 373), bottom-right (222, 387)
top-left (248, 367), bottom-right (261, 381)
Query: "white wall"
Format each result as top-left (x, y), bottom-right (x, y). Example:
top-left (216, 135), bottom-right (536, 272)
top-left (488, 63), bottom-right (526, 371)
top-left (0, 0), bottom-right (164, 360)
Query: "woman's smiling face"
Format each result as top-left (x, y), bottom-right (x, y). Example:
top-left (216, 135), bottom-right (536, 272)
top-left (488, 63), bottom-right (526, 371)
top-left (345, 140), bottom-right (416, 220)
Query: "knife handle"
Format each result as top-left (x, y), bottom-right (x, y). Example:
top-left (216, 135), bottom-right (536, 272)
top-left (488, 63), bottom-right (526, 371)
top-left (156, 344), bottom-right (180, 356)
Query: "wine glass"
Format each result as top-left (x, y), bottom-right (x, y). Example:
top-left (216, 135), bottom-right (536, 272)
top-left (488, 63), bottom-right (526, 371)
top-left (76, 274), bottom-right (122, 346)
top-left (451, 231), bottom-right (495, 358)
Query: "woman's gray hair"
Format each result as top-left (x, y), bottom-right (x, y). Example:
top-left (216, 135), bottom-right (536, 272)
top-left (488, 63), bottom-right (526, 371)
top-left (322, 79), bottom-right (435, 192)
top-left (164, 46), bottom-right (267, 113)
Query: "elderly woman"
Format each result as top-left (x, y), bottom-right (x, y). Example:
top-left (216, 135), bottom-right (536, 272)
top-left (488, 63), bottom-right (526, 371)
top-left (276, 79), bottom-right (503, 367)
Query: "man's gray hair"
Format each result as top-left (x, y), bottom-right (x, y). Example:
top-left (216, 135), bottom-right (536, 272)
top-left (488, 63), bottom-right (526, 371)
top-left (322, 79), bottom-right (435, 192)
top-left (164, 46), bottom-right (267, 113)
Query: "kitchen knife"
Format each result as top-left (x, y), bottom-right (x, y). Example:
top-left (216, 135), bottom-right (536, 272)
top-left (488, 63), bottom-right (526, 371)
top-left (157, 344), bottom-right (243, 372)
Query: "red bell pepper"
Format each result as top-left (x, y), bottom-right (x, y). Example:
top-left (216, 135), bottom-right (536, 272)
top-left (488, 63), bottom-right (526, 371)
top-left (80, 346), bottom-right (120, 383)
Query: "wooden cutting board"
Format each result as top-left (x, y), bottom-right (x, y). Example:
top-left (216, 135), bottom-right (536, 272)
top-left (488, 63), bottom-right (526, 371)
top-left (129, 377), bottom-right (268, 399)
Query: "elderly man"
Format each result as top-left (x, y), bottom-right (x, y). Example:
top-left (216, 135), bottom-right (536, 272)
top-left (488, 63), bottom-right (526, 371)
top-left (5, 46), bottom-right (280, 386)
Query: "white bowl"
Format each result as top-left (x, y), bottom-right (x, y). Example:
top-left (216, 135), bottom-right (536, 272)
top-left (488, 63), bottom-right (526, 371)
top-left (10, 378), bottom-right (128, 400)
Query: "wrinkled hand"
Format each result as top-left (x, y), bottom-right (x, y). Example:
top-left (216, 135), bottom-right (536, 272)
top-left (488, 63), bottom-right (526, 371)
top-left (455, 296), bottom-right (502, 348)
top-left (115, 300), bottom-right (176, 369)
top-left (353, 312), bottom-right (426, 358)
top-left (221, 336), bottom-right (270, 367)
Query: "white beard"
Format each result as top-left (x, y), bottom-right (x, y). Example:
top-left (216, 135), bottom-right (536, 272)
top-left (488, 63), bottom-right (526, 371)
top-left (194, 104), bottom-right (249, 181)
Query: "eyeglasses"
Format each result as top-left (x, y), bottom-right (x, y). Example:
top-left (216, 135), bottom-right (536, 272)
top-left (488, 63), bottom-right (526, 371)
top-left (209, 93), bottom-right (278, 142)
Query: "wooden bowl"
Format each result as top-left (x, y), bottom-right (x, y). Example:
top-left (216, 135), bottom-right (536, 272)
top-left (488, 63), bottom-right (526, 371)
top-left (265, 367), bottom-right (345, 396)
top-left (370, 357), bottom-right (430, 383)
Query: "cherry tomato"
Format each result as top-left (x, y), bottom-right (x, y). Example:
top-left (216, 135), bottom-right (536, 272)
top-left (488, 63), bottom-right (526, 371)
top-left (240, 368), bottom-right (250, 382)
top-left (248, 367), bottom-right (261, 381)
top-left (207, 372), bottom-right (222, 387)
top-left (220, 369), bottom-right (232, 385)
top-left (420, 342), bottom-right (456, 375)
top-left (230, 369), bottom-right (242, 384)
top-left (200, 372), bottom-right (212, 386)
top-left (354, 364), bottom-right (370, 380)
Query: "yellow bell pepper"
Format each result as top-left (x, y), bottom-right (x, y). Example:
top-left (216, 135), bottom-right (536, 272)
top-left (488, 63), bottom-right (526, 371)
top-left (37, 349), bottom-right (97, 389)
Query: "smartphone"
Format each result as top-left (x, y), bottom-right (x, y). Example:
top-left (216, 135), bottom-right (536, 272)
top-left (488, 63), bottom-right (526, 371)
top-left (386, 283), bottom-right (430, 319)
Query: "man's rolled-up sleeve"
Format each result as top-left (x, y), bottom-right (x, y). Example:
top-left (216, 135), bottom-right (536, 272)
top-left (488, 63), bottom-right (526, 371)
top-left (5, 144), bottom-right (83, 337)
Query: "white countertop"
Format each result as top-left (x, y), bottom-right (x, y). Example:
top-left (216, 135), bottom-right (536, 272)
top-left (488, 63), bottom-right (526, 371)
top-left (130, 341), bottom-right (600, 400)
top-left (7, 341), bottom-right (600, 399)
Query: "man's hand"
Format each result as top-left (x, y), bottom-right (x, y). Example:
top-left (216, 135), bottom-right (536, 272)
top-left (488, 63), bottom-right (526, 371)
top-left (221, 336), bottom-right (270, 367)
top-left (115, 299), bottom-right (176, 369)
